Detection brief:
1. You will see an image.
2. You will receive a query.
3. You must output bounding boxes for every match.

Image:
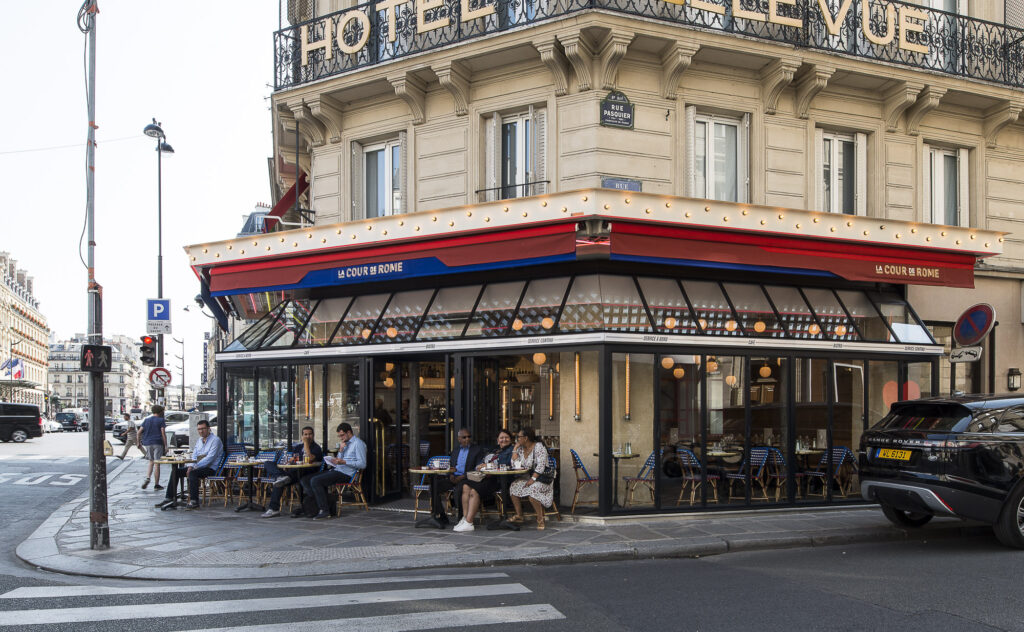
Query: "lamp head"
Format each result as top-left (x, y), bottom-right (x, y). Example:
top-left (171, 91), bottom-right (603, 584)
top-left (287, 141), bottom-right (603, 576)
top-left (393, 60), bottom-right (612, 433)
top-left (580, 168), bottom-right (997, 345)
top-left (143, 118), bottom-right (165, 139)
top-left (194, 294), bottom-right (205, 308)
top-left (159, 141), bottom-right (174, 154)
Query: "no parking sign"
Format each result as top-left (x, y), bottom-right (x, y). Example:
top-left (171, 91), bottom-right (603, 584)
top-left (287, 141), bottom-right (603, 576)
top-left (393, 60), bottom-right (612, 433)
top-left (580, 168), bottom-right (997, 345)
top-left (953, 303), bottom-right (996, 347)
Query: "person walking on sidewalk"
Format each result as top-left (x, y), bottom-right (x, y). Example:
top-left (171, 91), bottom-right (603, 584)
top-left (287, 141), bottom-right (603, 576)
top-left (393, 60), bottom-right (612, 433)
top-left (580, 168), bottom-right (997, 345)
top-left (116, 413), bottom-right (145, 460)
top-left (139, 404), bottom-right (168, 490)
top-left (261, 426), bottom-right (323, 518)
top-left (302, 423), bottom-right (365, 520)
top-left (156, 419), bottom-right (223, 510)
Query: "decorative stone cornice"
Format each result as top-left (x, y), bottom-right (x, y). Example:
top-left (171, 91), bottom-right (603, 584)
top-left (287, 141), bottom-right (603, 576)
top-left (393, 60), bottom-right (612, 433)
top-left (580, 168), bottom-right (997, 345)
top-left (660, 41), bottom-right (700, 100)
top-left (433, 60), bottom-right (471, 116)
top-left (905, 85), bottom-right (947, 135)
top-left (760, 58), bottom-right (800, 116)
top-left (983, 99), bottom-right (1024, 149)
top-left (290, 101), bottom-right (327, 147)
top-left (533, 37), bottom-right (571, 96)
top-left (306, 94), bottom-right (344, 144)
top-left (596, 30), bottom-right (634, 90)
top-left (882, 81), bottom-right (924, 132)
top-left (794, 64), bottom-right (835, 119)
top-left (388, 72), bottom-right (427, 125)
top-left (558, 32), bottom-right (594, 92)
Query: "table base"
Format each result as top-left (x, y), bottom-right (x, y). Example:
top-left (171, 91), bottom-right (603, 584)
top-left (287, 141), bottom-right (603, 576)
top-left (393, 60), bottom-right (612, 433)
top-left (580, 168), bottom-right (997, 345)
top-left (486, 519), bottom-right (520, 531)
top-left (415, 515), bottom-right (449, 529)
top-left (235, 502), bottom-right (265, 513)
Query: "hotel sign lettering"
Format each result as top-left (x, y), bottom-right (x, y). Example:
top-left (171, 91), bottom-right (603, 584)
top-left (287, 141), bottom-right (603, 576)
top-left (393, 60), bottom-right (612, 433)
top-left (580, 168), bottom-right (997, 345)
top-left (294, 0), bottom-right (936, 71)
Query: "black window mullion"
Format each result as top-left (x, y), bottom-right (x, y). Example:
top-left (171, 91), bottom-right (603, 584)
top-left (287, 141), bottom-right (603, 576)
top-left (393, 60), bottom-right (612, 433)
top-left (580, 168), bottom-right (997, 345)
top-left (717, 281), bottom-right (746, 336)
top-left (503, 279), bottom-right (531, 337)
top-left (676, 279), bottom-right (705, 335)
top-left (632, 275), bottom-right (657, 332)
top-left (830, 288), bottom-right (865, 341)
top-left (759, 285), bottom-right (792, 339)
top-left (796, 288), bottom-right (830, 340)
top-left (326, 297), bottom-right (355, 345)
top-left (460, 285), bottom-right (487, 338)
top-left (863, 291), bottom-right (901, 343)
top-left (412, 288), bottom-right (439, 340)
top-left (255, 301), bottom-right (289, 348)
top-left (368, 293), bottom-right (395, 341)
top-left (553, 275), bottom-right (575, 330)
top-left (289, 300), bottom-right (321, 348)
top-left (903, 297), bottom-right (937, 344)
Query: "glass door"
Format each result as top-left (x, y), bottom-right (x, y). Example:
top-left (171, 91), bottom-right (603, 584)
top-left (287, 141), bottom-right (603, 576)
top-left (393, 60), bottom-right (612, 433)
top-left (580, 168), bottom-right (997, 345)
top-left (257, 367), bottom-right (292, 449)
top-left (371, 358), bottom-right (404, 502)
top-left (224, 367), bottom-right (255, 447)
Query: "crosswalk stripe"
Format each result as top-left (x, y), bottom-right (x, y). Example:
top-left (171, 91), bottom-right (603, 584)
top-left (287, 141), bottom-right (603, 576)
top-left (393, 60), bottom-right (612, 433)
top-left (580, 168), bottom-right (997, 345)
top-left (0, 583), bottom-right (532, 626)
top-left (179, 603), bottom-right (566, 632)
top-left (0, 572), bottom-right (510, 599)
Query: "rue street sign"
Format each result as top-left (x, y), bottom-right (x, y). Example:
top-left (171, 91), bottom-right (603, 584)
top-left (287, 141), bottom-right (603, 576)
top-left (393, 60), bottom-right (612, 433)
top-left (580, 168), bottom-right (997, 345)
top-left (600, 90), bottom-right (634, 129)
top-left (146, 298), bottom-right (172, 335)
top-left (950, 346), bottom-right (983, 363)
top-left (148, 367), bottom-right (172, 389)
top-left (80, 345), bottom-right (112, 373)
top-left (953, 303), bottom-right (995, 347)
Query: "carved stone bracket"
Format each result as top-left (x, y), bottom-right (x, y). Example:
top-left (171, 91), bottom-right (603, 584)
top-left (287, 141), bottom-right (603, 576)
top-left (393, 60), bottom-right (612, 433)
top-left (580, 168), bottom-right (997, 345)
top-left (983, 99), bottom-right (1024, 149)
top-left (794, 64), bottom-right (835, 119)
top-left (596, 30), bottom-right (634, 90)
top-left (388, 72), bottom-right (427, 125)
top-left (306, 94), bottom-right (344, 144)
top-left (558, 32), bottom-right (594, 92)
top-left (882, 81), bottom-right (924, 132)
top-left (905, 85), bottom-right (947, 136)
top-left (433, 61), bottom-right (471, 116)
top-left (760, 59), bottom-right (800, 115)
top-left (533, 37), bottom-right (571, 97)
top-left (660, 41), bottom-right (700, 100)
top-left (289, 100), bottom-right (327, 148)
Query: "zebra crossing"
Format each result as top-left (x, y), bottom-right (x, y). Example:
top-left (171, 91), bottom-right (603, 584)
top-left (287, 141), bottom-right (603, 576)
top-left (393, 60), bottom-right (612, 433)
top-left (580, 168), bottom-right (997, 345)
top-left (0, 570), bottom-right (566, 630)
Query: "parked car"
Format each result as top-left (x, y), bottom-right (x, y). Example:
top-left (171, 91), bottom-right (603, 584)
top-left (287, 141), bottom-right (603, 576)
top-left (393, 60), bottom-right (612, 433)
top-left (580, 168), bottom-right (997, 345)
top-left (43, 418), bottom-right (63, 433)
top-left (0, 402), bottom-right (43, 443)
top-left (113, 420), bottom-right (129, 443)
top-left (104, 417), bottom-right (118, 431)
top-left (860, 394), bottom-right (1024, 549)
top-left (56, 411), bottom-right (87, 432)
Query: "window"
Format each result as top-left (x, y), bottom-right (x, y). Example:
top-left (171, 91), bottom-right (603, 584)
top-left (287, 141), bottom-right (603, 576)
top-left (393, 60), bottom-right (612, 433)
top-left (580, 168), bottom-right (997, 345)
top-left (924, 145), bottom-right (968, 226)
top-left (483, 108), bottom-right (547, 201)
top-left (685, 107), bottom-right (748, 203)
top-left (816, 130), bottom-right (866, 215)
top-left (351, 133), bottom-right (407, 219)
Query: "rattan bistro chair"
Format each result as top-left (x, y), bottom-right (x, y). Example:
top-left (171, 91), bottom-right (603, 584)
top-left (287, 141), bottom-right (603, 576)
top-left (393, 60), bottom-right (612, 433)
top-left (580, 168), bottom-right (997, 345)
top-left (412, 456), bottom-right (450, 520)
top-left (805, 446), bottom-right (858, 498)
top-left (569, 449), bottom-right (599, 515)
top-left (257, 451), bottom-right (292, 505)
top-left (676, 447), bottom-right (719, 505)
top-left (725, 447), bottom-right (771, 501)
top-left (335, 469), bottom-right (369, 514)
top-left (623, 450), bottom-right (658, 507)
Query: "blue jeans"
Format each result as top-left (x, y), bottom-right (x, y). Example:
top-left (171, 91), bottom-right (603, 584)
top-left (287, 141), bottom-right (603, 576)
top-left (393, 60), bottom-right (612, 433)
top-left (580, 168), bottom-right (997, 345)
top-left (302, 469), bottom-right (351, 512)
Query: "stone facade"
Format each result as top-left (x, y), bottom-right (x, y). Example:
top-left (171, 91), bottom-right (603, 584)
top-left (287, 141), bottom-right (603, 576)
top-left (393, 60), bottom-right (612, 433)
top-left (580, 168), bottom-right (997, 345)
top-left (0, 251), bottom-right (50, 409)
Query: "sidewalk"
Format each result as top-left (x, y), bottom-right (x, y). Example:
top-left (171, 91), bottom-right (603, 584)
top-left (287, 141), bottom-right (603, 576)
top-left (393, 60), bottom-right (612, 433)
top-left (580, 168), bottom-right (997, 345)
top-left (17, 458), bottom-right (989, 580)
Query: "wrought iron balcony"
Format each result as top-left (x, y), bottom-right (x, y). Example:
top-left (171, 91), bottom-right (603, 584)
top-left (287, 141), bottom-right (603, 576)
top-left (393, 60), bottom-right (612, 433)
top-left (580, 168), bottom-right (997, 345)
top-left (274, 0), bottom-right (1024, 91)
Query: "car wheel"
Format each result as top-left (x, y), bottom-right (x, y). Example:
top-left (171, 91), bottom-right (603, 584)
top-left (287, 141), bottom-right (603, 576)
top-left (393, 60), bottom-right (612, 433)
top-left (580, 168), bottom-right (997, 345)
top-left (10, 429), bottom-right (28, 443)
top-left (880, 503), bottom-right (933, 528)
top-left (993, 483), bottom-right (1024, 549)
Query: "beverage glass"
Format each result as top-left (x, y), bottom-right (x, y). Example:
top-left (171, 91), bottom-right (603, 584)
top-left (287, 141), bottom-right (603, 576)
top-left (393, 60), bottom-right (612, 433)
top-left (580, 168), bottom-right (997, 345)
top-left (304, 454), bottom-right (311, 464)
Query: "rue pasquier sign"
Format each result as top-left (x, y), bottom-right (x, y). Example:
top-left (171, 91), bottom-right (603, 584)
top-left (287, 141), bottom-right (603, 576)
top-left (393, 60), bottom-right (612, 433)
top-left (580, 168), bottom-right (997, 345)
top-left (600, 91), bottom-right (634, 129)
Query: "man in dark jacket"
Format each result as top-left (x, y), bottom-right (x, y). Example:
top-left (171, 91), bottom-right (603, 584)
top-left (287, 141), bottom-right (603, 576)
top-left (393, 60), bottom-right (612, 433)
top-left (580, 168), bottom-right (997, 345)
top-left (435, 428), bottom-right (485, 524)
top-left (261, 426), bottom-right (324, 518)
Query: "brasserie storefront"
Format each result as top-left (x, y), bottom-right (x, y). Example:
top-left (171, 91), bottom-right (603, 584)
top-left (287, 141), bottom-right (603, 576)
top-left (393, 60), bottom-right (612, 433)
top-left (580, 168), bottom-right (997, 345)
top-left (188, 189), bottom-right (1002, 515)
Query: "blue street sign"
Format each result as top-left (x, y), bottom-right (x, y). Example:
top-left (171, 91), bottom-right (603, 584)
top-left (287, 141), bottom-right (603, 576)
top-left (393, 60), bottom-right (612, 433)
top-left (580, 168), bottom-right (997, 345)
top-left (147, 299), bottom-right (171, 321)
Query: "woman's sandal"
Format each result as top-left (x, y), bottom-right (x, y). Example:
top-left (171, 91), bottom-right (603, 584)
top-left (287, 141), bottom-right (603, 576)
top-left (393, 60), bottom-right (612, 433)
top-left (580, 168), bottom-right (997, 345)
top-left (510, 514), bottom-right (524, 523)
top-left (536, 517), bottom-right (546, 530)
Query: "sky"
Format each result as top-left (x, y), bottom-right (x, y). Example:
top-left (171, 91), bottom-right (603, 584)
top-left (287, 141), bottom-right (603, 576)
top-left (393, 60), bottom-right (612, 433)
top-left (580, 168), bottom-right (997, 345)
top-left (2, 1), bottom-right (282, 387)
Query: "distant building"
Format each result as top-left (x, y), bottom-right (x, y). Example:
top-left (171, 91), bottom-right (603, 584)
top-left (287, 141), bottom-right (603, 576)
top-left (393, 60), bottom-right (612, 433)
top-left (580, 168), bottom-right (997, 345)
top-left (0, 251), bottom-right (50, 409)
top-left (48, 334), bottom-right (145, 416)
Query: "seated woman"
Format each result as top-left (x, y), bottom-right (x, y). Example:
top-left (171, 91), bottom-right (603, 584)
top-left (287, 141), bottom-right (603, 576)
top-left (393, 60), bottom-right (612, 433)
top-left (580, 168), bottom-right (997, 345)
top-left (509, 427), bottom-right (554, 530)
top-left (454, 428), bottom-right (514, 532)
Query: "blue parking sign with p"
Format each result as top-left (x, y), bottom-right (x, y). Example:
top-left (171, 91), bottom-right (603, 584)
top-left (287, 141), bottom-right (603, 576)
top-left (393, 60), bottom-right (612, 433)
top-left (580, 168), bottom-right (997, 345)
top-left (148, 299), bottom-right (170, 321)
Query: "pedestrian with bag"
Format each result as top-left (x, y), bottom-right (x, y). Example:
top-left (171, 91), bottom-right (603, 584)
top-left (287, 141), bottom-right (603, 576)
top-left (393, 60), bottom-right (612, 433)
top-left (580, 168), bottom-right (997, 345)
top-left (116, 413), bottom-right (146, 460)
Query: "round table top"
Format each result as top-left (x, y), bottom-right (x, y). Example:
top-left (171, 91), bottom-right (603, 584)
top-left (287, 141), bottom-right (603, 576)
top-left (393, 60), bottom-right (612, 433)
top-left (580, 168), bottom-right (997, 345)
top-left (225, 460), bottom-right (266, 467)
top-left (595, 452), bottom-right (640, 459)
top-left (480, 468), bottom-right (528, 476)
top-left (796, 449), bottom-right (825, 455)
top-left (408, 468), bottom-right (453, 474)
top-left (706, 451), bottom-right (741, 457)
top-left (157, 458), bottom-right (196, 465)
top-left (280, 462), bottom-right (322, 469)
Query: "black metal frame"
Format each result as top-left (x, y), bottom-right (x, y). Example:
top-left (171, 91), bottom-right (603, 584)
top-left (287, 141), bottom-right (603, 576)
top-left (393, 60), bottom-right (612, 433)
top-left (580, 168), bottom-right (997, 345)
top-left (275, 0), bottom-right (1024, 91)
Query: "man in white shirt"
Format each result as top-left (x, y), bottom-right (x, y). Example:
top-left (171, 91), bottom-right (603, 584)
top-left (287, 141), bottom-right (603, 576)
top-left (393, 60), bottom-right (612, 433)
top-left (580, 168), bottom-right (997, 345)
top-left (301, 423), bottom-right (366, 520)
top-left (156, 419), bottom-right (223, 510)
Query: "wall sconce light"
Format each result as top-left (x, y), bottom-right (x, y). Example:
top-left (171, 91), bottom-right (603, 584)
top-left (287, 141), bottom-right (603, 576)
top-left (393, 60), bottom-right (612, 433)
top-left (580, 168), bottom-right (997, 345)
top-left (624, 354), bottom-right (631, 421)
top-left (501, 383), bottom-right (508, 426)
top-left (548, 370), bottom-right (554, 421)
top-left (574, 352), bottom-right (581, 421)
top-left (1009, 368), bottom-right (1022, 392)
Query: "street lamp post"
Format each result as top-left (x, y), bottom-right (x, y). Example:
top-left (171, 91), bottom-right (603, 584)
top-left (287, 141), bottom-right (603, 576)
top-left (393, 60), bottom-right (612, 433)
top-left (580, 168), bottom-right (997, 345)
top-left (142, 118), bottom-right (174, 374)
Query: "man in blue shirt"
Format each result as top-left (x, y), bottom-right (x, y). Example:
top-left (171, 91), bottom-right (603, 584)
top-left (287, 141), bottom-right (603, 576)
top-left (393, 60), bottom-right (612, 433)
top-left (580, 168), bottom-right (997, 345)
top-left (156, 419), bottom-right (223, 510)
top-left (261, 426), bottom-right (324, 518)
top-left (139, 405), bottom-right (168, 491)
top-left (302, 423), bottom-right (366, 520)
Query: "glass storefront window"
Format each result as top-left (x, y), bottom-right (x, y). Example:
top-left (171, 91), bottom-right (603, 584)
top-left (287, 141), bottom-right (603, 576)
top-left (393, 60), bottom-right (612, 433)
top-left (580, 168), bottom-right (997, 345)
top-left (658, 354), bottom-right (703, 506)
top-left (225, 369), bottom-right (255, 445)
top-left (794, 357), bottom-right (828, 503)
top-left (226, 302), bottom-right (286, 351)
top-left (802, 288), bottom-right (856, 341)
top-left (418, 286), bottom-right (480, 340)
top-left (302, 298), bottom-right (351, 346)
top-left (723, 283), bottom-right (782, 338)
top-left (837, 290), bottom-right (892, 342)
top-left (334, 293), bottom-right (390, 345)
top-left (601, 275), bottom-right (652, 333)
top-left (682, 281), bottom-right (740, 336)
top-left (638, 277), bottom-right (699, 335)
top-left (263, 300), bottom-right (316, 348)
top-left (559, 275), bottom-right (602, 333)
top-left (293, 365), bottom-right (323, 446)
top-left (372, 289), bottom-right (433, 343)
top-left (707, 355), bottom-right (746, 505)
top-left (750, 356), bottom-right (789, 504)
top-left (510, 277), bottom-right (570, 336)
top-left (612, 353), bottom-right (655, 510)
top-left (871, 294), bottom-right (933, 344)
top-left (326, 362), bottom-right (361, 449)
top-left (258, 368), bottom-right (291, 449)
top-left (464, 281), bottom-right (525, 337)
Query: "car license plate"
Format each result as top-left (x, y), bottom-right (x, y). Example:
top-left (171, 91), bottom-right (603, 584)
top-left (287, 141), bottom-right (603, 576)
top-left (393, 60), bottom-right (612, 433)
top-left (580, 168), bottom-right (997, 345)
top-left (877, 448), bottom-right (912, 461)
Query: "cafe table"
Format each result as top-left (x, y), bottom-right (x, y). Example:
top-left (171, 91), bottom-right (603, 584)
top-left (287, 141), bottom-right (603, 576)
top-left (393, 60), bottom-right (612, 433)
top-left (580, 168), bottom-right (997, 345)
top-left (276, 462), bottom-right (322, 507)
top-left (482, 468), bottom-right (528, 531)
top-left (155, 457), bottom-right (196, 509)
top-left (226, 458), bottom-right (272, 513)
top-left (595, 452), bottom-right (640, 507)
top-left (408, 467), bottom-right (453, 529)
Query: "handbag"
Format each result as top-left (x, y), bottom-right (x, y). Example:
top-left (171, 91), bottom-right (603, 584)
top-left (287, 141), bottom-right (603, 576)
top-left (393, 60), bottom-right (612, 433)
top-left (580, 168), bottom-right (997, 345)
top-left (466, 470), bottom-right (486, 482)
top-left (533, 468), bottom-right (555, 485)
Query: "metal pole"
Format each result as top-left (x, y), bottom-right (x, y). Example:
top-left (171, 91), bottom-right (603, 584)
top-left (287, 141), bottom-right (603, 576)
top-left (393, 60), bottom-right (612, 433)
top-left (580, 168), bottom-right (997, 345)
top-left (157, 139), bottom-right (164, 376)
top-left (83, 0), bottom-right (109, 550)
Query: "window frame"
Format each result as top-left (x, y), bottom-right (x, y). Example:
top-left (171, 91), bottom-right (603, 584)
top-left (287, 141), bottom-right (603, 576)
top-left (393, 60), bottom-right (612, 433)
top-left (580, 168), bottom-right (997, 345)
top-left (816, 129), bottom-right (867, 216)
top-left (362, 138), bottom-right (402, 218)
top-left (924, 144), bottom-right (969, 227)
top-left (685, 107), bottom-right (749, 204)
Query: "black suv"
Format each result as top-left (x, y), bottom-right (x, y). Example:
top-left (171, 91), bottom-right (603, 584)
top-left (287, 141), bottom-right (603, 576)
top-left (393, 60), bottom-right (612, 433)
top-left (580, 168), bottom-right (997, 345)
top-left (0, 402), bottom-right (43, 443)
top-left (860, 394), bottom-right (1024, 548)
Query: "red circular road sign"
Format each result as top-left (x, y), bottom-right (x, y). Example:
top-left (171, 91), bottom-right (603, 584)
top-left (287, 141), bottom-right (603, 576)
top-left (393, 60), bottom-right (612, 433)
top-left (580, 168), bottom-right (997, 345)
top-left (148, 367), bottom-right (172, 388)
top-left (953, 303), bottom-right (996, 347)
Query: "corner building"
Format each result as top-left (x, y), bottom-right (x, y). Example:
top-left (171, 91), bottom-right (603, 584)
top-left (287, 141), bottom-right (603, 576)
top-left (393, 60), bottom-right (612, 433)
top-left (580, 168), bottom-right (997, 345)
top-left (189, 0), bottom-right (1024, 515)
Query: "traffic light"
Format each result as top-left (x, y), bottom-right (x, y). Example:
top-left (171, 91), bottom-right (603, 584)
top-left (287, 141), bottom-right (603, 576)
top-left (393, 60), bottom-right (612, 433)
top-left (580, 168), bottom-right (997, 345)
top-left (140, 335), bottom-right (157, 366)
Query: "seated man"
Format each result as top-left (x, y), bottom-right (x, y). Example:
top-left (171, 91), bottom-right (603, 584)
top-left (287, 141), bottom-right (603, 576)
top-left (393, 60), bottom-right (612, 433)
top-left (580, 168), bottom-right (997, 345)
top-left (435, 429), bottom-right (485, 525)
top-left (156, 419), bottom-right (223, 510)
top-left (261, 425), bottom-right (323, 518)
top-left (302, 423), bottom-right (366, 520)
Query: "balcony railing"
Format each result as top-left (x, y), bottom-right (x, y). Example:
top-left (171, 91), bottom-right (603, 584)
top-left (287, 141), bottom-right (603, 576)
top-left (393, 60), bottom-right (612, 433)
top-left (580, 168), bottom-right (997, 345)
top-left (274, 0), bottom-right (1024, 91)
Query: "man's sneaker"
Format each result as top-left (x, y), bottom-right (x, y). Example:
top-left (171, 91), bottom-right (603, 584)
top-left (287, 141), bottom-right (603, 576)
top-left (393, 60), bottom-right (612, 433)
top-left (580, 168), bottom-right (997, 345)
top-left (155, 499), bottom-right (173, 508)
top-left (272, 476), bottom-right (291, 488)
top-left (185, 502), bottom-right (200, 510)
top-left (312, 510), bottom-right (330, 520)
top-left (453, 519), bottom-right (475, 532)
top-left (261, 509), bottom-right (281, 518)
top-left (154, 484), bottom-right (164, 491)
top-left (141, 479), bottom-right (150, 490)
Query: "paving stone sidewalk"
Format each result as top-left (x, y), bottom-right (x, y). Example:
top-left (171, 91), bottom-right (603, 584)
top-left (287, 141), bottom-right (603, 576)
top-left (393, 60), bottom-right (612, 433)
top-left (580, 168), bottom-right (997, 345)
top-left (16, 458), bottom-right (988, 580)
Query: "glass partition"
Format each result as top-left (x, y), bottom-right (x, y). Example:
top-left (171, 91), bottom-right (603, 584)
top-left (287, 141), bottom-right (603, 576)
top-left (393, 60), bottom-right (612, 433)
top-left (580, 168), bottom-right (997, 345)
top-left (464, 281), bottom-right (525, 337)
top-left (658, 354), bottom-right (703, 506)
top-left (837, 290), bottom-right (892, 342)
top-left (511, 277), bottom-right (570, 336)
top-left (723, 283), bottom-right (782, 338)
top-left (870, 294), bottom-right (934, 344)
top-left (225, 368), bottom-right (255, 446)
top-left (750, 356), bottom-right (789, 504)
top-left (372, 289), bottom-right (433, 343)
top-left (293, 365), bottom-right (323, 446)
top-left (794, 357), bottom-right (829, 503)
top-left (802, 288), bottom-right (857, 341)
top-left (559, 275), bottom-right (603, 333)
top-left (263, 300), bottom-right (316, 348)
top-left (600, 275), bottom-right (651, 333)
top-left (638, 277), bottom-right (699, 335)
top-left (418, 286), bottom-right (480, 340)
top-left (334, 293), bottom-right (390, 345)
top-left (226, 303), bottom-right (285, 351)
top-left (682, 281), bottom-right (740, 336)
top-left (306, 298), bottom-right (351, 346)
top-left (833, 359), bottom-right (865, 501)
top-left (326, 362), bottom-right (362, 450)
top-left (612, 353), bottom-right (655, 510)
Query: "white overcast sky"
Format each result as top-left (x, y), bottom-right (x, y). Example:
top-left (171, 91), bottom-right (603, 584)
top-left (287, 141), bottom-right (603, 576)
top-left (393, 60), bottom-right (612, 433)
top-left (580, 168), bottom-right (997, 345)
top-left (2, 1), bottom-right (281, 386)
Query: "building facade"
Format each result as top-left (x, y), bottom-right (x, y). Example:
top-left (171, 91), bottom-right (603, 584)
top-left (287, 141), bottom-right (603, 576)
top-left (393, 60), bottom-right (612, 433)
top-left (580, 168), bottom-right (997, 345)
top-left (189, 0), bottom-right (1022, 515)
top-left (0, 252), bottom-right (50, 409)
top-left (48, 334), bottom-right (146, 416)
